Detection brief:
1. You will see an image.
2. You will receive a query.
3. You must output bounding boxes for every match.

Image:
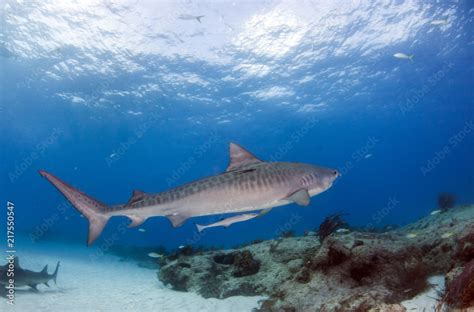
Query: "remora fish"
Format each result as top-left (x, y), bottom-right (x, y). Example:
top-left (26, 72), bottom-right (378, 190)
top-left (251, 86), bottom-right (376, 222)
top-left (393, 52), bottom-right (414, 62)
top-left (39, 142), bottom-right (339, 245)
top-left (0, 256), bottom-right (60, 290)
top-left (196, 213), bottom-right (259, 232)
top-left (178, 14), bottom-right (204, 23)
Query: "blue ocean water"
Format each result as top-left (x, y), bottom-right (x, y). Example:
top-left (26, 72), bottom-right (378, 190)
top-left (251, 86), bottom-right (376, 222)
top-left (1, 1), bottom-right (473, 253)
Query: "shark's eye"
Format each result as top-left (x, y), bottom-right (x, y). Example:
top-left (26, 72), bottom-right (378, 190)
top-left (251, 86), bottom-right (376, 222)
top-left (333, 170), bottom-right (338, 176)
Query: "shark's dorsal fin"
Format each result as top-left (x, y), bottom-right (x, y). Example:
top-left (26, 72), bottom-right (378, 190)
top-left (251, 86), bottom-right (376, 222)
top-left (41, 264), bottom-right (48, 274)
top-left (287, 189), bottom-right (310, 206)
top-left (127, 190), bottom-right (147, 205)
top-left (226, 142), bottom-right (262, 172)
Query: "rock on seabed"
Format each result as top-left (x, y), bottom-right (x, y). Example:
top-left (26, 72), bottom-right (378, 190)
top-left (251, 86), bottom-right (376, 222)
top-left (158, 205), bottom-right (474, 311)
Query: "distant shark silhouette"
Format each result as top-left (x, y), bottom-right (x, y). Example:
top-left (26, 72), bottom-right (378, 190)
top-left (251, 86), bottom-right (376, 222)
top-left (0, 256), bottom-right (60, 292)
top-left (39, 143), bottom-right (339, 245)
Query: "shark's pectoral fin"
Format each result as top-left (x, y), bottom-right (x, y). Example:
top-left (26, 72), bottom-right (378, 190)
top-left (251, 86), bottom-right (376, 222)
top-left (226, 142), bottom-right (262, 172)
top-left (287, 189), bottom-right (310, 206)
top-left (167, 214), bottom-right (188, 228)
top-left (127, 215), bottom-right (147, 228)
top-left (127, 190), bottom-right (148, 205)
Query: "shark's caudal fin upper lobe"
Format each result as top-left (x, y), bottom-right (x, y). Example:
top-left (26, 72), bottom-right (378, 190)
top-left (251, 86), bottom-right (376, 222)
top-left (52, 261), bottom-right (60, 284)
top-left (39, 170), bottom-right (110, 246)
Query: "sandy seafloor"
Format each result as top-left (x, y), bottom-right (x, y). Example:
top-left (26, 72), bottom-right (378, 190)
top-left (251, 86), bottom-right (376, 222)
top-left (1, 235), bottom-right (265, 312)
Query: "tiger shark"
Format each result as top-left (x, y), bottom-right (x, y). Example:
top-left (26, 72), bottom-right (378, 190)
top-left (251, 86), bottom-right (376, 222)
top-left (39, 143), bottom-right (339, 245)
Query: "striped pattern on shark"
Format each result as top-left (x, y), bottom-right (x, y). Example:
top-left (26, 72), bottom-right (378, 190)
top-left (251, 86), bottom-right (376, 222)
top-left (39, 142), bottom-right (339, 245)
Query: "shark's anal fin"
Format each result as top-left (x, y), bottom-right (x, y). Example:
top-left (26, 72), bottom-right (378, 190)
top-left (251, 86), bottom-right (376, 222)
top-left (226, 143), bottom-right (262, 172)
top-left (29, 284), bottom-right (38, 291)
top-left (127, 190), bottom-right (148, 205)
top-left (44, 282), bottom-right (50, 287)
top-left (287, 189), bottom-right (310, 206)
top-left (167, 214), bottom-right (188, 228)
top-left (258, 208), bottom-right (272, 217)
top-left (127, 215), bottom-right (147, 228)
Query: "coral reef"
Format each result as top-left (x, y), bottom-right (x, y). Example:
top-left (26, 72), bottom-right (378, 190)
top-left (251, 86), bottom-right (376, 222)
top-left (157, 204), bottom-right (474, 311)
top-left (442, 259), bottom-right (474, 309)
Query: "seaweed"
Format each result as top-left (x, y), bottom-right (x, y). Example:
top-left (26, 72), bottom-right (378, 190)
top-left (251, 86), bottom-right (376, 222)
top-left (438, 192), bottom-right (456, 212)
top-left (317, 213), bottom-right (348, 243)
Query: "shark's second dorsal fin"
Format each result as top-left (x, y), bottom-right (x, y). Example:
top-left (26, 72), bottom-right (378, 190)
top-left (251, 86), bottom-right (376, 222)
top-left (41, 264), bottom-right (48, 274)
top-left (127, 190), bottom-right (147, 205)
top-left (226, 143), bottom-right (262, 172)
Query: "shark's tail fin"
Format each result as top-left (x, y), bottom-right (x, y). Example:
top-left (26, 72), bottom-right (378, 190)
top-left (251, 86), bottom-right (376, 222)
top-left (196, 15), bottom-right (204, 23)
top-left (39, 170), bottom-right (110, 246)
top-left (196, 224), bottom-right (206, 233)
top-left (52, 261), bottom-right (60, 285)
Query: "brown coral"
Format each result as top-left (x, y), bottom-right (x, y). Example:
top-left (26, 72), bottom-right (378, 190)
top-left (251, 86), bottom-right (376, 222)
top-left (232, 250), bottom-right (261, 277)
top-left (444, 259), bottom-right (474, 309)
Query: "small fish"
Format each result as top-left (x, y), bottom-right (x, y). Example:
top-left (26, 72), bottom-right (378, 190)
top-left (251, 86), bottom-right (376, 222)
top-left (178, 14), bottom-right (204, 23)
top-left (430, 210), bottom-right (441, 216)
top-left (196, 213), bottom-right (259, 232)
top-left (431, 19), bottom-right (448, 26)
top-left (138, 228), bottom-right (146, 232)
top-left (441, 232), bottom-right (453, 238)
top-left (364, 153), bottom-right (372, 159)
top-left (109, 153), bottom-right (117, 158)
top-left (394, 53), bottom-right (414, 62)
top-left (147, 252), bottom-right (163, 258)
top-left (406, 233), bottom-right (417, 238)
top-left (178, 245), bottom-right (185, 249)
top-left (336, 228), bottom-right (350, 234)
